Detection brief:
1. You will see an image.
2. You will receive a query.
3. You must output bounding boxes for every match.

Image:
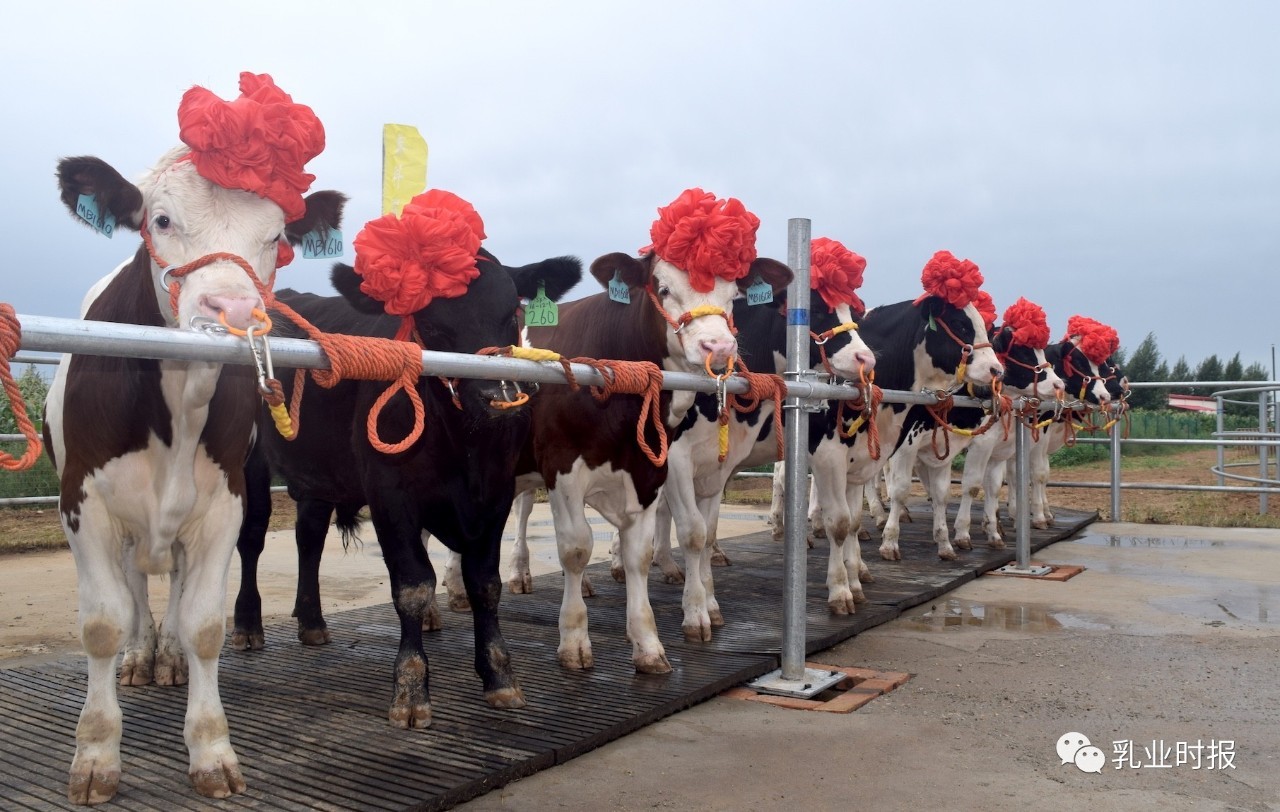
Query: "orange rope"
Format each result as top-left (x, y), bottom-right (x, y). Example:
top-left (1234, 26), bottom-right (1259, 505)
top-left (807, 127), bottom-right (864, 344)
top-left (0, 304), bottom-right (43, 471)
top-left (568, 357), bottom-right (668, 466)
top-left (725, 360), bottom-right (788, 462)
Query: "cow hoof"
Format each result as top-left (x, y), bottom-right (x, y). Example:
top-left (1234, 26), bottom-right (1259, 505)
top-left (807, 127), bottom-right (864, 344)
top-left (581, 576), bottom-right (596, 598)
top-left (154, 650), bottom-right (188, 687)
top-left (879, 547), bottom-right (901, 562)
top-left (988, 538), bottom-right (1006, 550)
top-left (508, 574), bottom-right (533, 594)
top-left (857, 528), bottom-right (872, 542)
top-left (485, 687), bottom-right (527, 709)
top-left (388, 702), bottom-right (433, 730)
top-left (805, 536), bottom-right (816, 550)
top-left (557, 644), bottom-right (594, 671)
top-left (118, 650), bottom-right (154, 686)
top-left (771, 526), bottom-right (784, 541)
top-left (955, 537), bottom-right (973, 551)
top-left (634, 652), bottom-right (673, 674)
top-left (858, 568), bottom-right (875, 584)
top-left (229, 628), bottom-right (264, 651)
top-left (828, 596), bottom-right (857, 616)
top-left (708, 607), bottom-right (724, 626)
top-left (811, 525), bottom-right (827, 539)
top-left (661, 568), bottom-right (686, 585)
top-left (298, 627), bottom-right (331, 646)
top-left (423, 603), bottom-right (443, 632)
top-left (610, 565), bottom-right (626, 583)
top-left (67, 758), bottom-right (120, 805)
top-left (1032, 519), bottom-right (1050, 530)
top-left (710, 550), bottom-right (731, 567)
top-left (682, 623), bottom-right (712, 643)
top-left (189, 760), bottom-right (246, 800)
top-left (448, 593), bottom-right (471, 613)
top-left (938, 549), bottom-right (959, 561)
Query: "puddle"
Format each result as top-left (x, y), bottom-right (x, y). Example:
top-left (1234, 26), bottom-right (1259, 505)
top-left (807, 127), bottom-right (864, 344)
top-left (901, 598), bottom-right (1110, 633)
top-left (1149, 588), bottom-right (1277, 626)
top-left (1071, 533), bottom-right (1228, 549)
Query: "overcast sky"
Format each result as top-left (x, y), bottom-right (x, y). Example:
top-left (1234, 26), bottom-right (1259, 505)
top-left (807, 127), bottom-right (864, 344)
top-left (4, 1), bottom-right (1276, 374)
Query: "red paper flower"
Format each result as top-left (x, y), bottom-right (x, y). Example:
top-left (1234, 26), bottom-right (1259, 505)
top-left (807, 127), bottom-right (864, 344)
top-left (972, 290), bottom-right (997, 333)
top-left (914, 250), bottom-right (984, 309)
top-left (352, 189), bottom-right (485, 318)
top-left (810, 237), bottom-right (866, 315)
top-left (1063, 315), bottom-right (1120, 365)
top-left (641, 187), bottom-right (759, 292)
top-left (1001, 297), bottom-right (1050, 349)
top-left (178, 72), bottom-right (325, 223)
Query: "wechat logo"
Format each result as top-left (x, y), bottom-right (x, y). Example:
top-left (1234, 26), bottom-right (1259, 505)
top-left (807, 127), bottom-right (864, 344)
top-left (1057, 732), bottom-right (1105, 773)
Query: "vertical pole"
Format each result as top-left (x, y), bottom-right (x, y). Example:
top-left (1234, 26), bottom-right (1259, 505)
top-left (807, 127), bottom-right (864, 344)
top-left (1110, 421), bottom-right (1122, 522)
top-left (1260, 394), bottom-right (1270, 515)
top-left (781, 218), bottom-right (811, 681)
top-left (1216, 397), bottom-right (1225, 488)
top-left (1014, 417), bottom-right (1031, 569)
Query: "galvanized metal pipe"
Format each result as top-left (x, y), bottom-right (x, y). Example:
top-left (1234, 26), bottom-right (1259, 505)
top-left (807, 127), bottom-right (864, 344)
top-left (1110, 423), bottom-right (1122, 521)
top-left (1260, 395), bottom-right (1270, 514)
top-left (1014, 417), bottom-right (1031, 569)
top-left (780, 218), bottom-right (812, 681)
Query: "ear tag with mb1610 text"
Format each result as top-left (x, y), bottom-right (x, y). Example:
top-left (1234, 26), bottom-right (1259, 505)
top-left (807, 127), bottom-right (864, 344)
top-left (746, 274), bottom-right (773, 306)
top-left (608, 271), bottom-right (631, 304)
top-left (525, 283), bottom-right (558, 327)
top-left (75, 194), bottom-right (116, 237)
top-left (301, 227), bottom-right (344, 259)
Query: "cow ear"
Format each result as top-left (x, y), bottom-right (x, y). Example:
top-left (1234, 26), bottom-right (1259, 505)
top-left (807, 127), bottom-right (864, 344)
top-left (57, 156), bottom-right (144, 231)
top-left (590, 252), bottom-right (649, 291)
top-left (285, 190), bottom-right (348, 245)
top-left (739, 257), bottom-right (794, 295)
top-left (994, 325), bottom-right (1014, 351)
top-left (330, 262), bottom-right (385, 315)
top-left (508, 256), bottom-right (583, 302)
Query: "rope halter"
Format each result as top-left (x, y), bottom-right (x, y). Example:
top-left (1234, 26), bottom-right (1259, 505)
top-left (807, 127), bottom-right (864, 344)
top-left (934, 313), bottom-right (993, 387)
top-left (810, 319), bottom-right (860, 379)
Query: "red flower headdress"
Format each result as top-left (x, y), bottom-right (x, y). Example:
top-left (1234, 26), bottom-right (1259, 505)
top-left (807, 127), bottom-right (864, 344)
top-left (1063, 315), bottom-right (1119, 365)
top-left (972, 290), bottom-right (997, 333)
top-left (641, 187), bottom-right (759, 292)
top-left (352, 189), bottom-right (487, 340)
top-left (178, 72), bottom-right (325, 223)
top-left (913, 250), bottom-right (984, 308)
top-left (1001, 297), bottom-right (1050, 349)
top-left (810, 237), bottom-right (866, 315)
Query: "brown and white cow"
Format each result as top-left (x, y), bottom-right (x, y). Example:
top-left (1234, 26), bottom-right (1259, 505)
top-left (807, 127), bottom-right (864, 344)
top-left (515, 188), bottom-right (790, 673)
top-left (42, 74), bottom-right (337, 804)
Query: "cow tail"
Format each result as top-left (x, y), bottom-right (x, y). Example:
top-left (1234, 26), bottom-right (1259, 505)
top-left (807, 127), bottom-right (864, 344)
top-left (335, 503), bottom-right (365, 551)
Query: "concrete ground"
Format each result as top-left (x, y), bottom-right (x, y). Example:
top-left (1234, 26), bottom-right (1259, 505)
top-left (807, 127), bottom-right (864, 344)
top-left (2, 507), bottom-right (1278, 811)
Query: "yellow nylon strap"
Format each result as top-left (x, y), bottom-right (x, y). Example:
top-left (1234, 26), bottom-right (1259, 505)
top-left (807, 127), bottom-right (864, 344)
top-left (685, 305), bottom-right (726, 321)
top-left (510, 345), bottom-right (563, 362)
top-left (828, 321), bottom-right (858, 337)
top-left (269, 402), bottom-right (294, 439)
top-left (718, 421), bottom-right (729, 460)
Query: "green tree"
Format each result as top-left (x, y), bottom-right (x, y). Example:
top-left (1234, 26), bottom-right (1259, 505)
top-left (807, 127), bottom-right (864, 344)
top-left (1169, 356), bottom-right (1193, 393)
top-left (1223, 353), bottom-right (1244, 383)
top-left (1121, 332), bottom-right (1165, 409)
top-left (1243, 362), bottom-right (1270, 381)
top-left (0, 365), bottom-right (48, 435)
top-left (1194, 355), bottom-right (1223, 396)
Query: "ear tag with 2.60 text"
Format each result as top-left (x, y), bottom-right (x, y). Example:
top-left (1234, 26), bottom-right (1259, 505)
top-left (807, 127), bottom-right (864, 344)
top-left (525, 283), bottom-right (558, 327)
top-left (745, 274), bottom-right (773, 306)
top-left (301, 227), bottom-right (344, 259)
top-left (75, 194), bottom-right (116, 238)
top-left (608, 271), bottom-right (631, 304)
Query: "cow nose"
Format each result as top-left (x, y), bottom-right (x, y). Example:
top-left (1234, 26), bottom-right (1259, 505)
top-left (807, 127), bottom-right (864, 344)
top-left (700, 337), bottom-right (737, 368)
top-left (200, 294), bottom-right (261, 330)
top-left (855, 351), bottom-right (876, 374)
top-left (1051, 378), bottom-right (1066, 393)
top-left (989, 362), bottom-right (1005, 380)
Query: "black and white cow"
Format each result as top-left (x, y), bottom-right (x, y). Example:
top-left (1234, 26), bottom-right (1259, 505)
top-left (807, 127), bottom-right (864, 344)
top-left (43, 74), bottom-right (337, 804)
top-left (233, 193), bottom-right (581, 729)
top-left (515, 188), bottom-right (789, 672)
top-left (805, 253), bottom-right (1005, 607)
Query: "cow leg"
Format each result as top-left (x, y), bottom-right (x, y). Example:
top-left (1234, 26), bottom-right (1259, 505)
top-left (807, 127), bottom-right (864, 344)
top-left (458, 540), bottom-right (525, 709)
top-left (292, 498), bottom-right (333, 646)
top-left (652, 497), bottom-right (685, 584)
top-left (922, 457), bottom-right (959, 560)
top-left (548, 487), bottom-right (595, 670)
top-left (1029, 441), bottom-right (1053, 529)
top-left (981, 457), bottom-right (1006, 547)
top-left (66, 527), bottom-right (132, 805)
top-left (767, 461), bottom-right (785, 541)
top-left (231, 441), bottom-right (271, 651)
top-left (176, 515), bottom-right (245, 800)
top-left (879, 448), bottom-right (914, 561)
top-left (848, 483), bottom-right (874, 582)
top-left (506, 489), bottom-right (536, 594)
top-left (116, 548), bottom-right (157, 686)
top-left (808, 476), bottom-right (826, 540)
top-left (809, 446), bottom-right (862, 613)
top-left (954, 441), bottom-right (993, 551)
top-left (671, 491), bottom-right (711, 642)
top-left (154, 547), bottom-right (190, 687)
top-left (701, 495), bottom-right (725, 625)
top-left (442, 546), bottom-right (469, 613)
top-left (866, 471), bottom-right (889, 531)
top-left (613, 508), bottom-right (670, 673)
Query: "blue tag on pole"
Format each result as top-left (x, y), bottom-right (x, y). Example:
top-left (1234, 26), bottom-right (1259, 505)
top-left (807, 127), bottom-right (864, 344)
top-left (525, 283), bottom-right (558, 326)
top-left (75, 194), bottom-right (116, 238)
top-left (608, 271), bottom-right (631, 304)
top-left (745, 275), bottom-right (773, 306)
top-left (301, 227), bottom-right (344, 259)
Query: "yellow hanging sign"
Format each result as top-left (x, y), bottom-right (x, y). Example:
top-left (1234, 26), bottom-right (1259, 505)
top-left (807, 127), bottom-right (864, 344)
top-left (382, 124), bottom-right (428, 215)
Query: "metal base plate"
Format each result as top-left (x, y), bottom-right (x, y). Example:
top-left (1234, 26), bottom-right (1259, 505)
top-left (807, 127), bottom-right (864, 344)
top-left (993, 563), bottom-right (1055, 577)
top-left (746, 667), bottom-right (847, 699)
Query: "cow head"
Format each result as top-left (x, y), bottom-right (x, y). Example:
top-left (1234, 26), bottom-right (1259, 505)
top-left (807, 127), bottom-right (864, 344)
top-left (334, 189), bottom-right (582, 413)
top-left (913, 296), bottom-right (1005, 388)
top-left (590, 252), bottom-right (792, 373)
top-left (1054, 316), bottom-right (1120, 407)
top-left (991, 297), bottom-right (1064, 400)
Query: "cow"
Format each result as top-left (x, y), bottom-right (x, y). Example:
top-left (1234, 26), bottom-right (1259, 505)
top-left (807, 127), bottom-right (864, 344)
top-left (515, 188), bottom-right (790, 671)
top-left (41, 73), bottom-right (334, 803)
top-left (891, 297), bottom-right (1067, 553)
top-left (645, 238), bottom-right (873, 642)
top-left (805, 251), bottom-right (1005, 607)
top-left (1008, 317), bottom-right (1119, 528)
top-left (232, 190), bottom-right (582, 730)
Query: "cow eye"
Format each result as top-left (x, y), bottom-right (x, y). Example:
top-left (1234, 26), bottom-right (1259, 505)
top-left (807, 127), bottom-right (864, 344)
top-left (657, 285), bottom-right (671, 298)
top-left (154, 215), bottom-right (171, 230)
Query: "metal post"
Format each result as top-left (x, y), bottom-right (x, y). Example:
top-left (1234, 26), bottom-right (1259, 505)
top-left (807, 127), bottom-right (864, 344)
top-left (780, 218), bottom-right (812, 681)
top-left (1014, 417), bottom-right (1031, 569)
top-left (1216, 397), bottom-right (1225, 488)
top-left (1110, 421), bottom-right (1122, 521)
top-left (1260, 394), bottom-right (1270, 515)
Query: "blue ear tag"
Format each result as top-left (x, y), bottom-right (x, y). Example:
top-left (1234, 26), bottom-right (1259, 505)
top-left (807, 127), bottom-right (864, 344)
top-left (926, 314), bottom-right (938, 332)
top-left (746, 275), bottom-right (774, 306)
top-left (301, 227), bottom-right (344, 259)
top-left (75, 194), bottom-right (116, 238)
top-left (608, 271), bottom-right (631, 304)
top-left (525, 283), bottom-right (558, 327)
